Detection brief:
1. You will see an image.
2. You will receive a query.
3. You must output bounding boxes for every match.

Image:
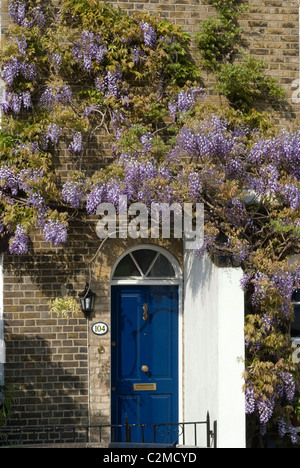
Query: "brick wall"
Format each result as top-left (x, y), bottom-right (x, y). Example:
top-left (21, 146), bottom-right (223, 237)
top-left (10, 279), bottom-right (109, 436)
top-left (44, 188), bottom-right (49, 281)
top-left (240, 0), bottom-right (300, 123)
top-left (109, 0), bottom-right (300, 123)
top-left (3, 223), bottom-right (93, 437)
top-left (1, 0), bottom-right (300, 442)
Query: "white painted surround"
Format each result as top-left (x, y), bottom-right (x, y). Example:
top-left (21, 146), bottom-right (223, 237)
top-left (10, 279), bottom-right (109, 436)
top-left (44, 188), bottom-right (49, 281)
top-left (183, 246), bottom-right (246, 448)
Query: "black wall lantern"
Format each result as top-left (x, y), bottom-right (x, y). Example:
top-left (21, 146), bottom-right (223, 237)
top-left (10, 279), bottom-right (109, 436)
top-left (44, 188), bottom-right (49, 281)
top-left (79, 283), bottom-right (96, 318)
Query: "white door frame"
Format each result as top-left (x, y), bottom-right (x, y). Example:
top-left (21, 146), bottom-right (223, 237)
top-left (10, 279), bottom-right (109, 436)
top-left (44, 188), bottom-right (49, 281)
top-left (110, 244), bottom-right (184, 425)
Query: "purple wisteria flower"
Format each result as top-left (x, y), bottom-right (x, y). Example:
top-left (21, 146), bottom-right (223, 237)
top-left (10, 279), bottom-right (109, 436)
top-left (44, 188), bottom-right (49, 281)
top-left (43, 220), bottom-right (67, 247)
top-left (257, 394), bottom-right (276, 426)
top-left (106, 181), bottom-right (122, 205)
top-left (245, 368), bottom-right (299, 442)
top-left (139, 21), bottom-right (157, 48)
top-left (1, 58), bottom-right (20, 86)
top-left (140, 133), bottom-right (154, 151)
top-left (9, 1), bottom-right (46, 28)
top-left (0, 165), bottom-right (47, 226)
top-left (168, 88), bottom-right (206, 119)
top-left (40, 85), bottom-right (72, 109)
top-left (9, 0), bottom-right (26, 25)
top-left (1, 91), bottom-right (32, 114)
top-left (40, 87), bottom-right (55, 108)
top-left (131, 46), bottom-right (146, 64)
top-left (122, 157), bottom-right (157, 202)
top-left (195, 231), bottom-right (217, 258)
top-left (8, 93), bottom-right (21, 113)
top-left (51, 53), bottom-right (62, 72)
top-left (186, 171), bottom-right (202, 202)
top-left (86, 185), bottom-right (106, 214)
top-left (18, 168), bottom-right (44, 191)
top-left (248, 129), bottom-right (300, 181)
top-left (107, 70), bottom-right (122, 97)
top-left (0, 166), bottom-right (19, 195)
top-left (44, 123), bottom-right (62, 147)
top-left (280, 372), bottom-right (296, 403)
top-left (86, 157), bottom-right (159, 213)
top-left (1, 58), bottom-right (37, 87)
top-left (250, 266), bottom-right (296, 320)
top-left (68, 132), bottom-right (82, 154)
top-left (95, 69), bottom-right (123, 98)
top-left (240, 272), bottom-right (252, 291)
top-left (278, 418), bottom-right (299, 444)
top-left (22, 91), bottom-right (32, 109)
top-left (72, 30), bottom-right (107, 72)
top-left (57, 85), bottom-right (72, 105)
top-left (261, 313), bottom-right (274, 335)
top-left (9, 224), bottom-right (28, 255)
top-left (282, 184), bottom-right (300, 210)
top-left (248, 164), bottom-right (279, 198)
top-left (16, 34), bottom-right (27, 55)
top-left (62, 180), bottom-right (86, 209)
top-left (245, 383), bottom-right (256, 415)
top-left (22, 62), bottom-right (37, 81)
top-left (172, 115), bottom-right (240, 162)
top-left (29, 7), bottom-right (45, 28)
top-left (87, 181), bottom-right (122, 210)
top-left (27, 191), bottom-right (46, 209)
top-left (0, 219), bottom-right (5, 235)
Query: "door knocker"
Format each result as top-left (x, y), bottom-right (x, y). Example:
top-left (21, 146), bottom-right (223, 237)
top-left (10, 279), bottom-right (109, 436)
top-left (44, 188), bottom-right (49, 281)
top-left (142, 303), bottom-right (149, 321)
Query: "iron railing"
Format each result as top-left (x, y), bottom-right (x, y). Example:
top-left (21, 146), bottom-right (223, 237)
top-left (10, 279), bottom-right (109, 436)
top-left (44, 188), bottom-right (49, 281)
top-left (0, 412), bottom-right (217, 448)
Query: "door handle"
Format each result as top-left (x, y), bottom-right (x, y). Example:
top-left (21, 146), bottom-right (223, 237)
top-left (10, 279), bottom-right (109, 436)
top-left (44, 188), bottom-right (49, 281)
top-left (142, 303), bottom-right (149, 321)
top-left (141, 365), bottom-right (149, 373)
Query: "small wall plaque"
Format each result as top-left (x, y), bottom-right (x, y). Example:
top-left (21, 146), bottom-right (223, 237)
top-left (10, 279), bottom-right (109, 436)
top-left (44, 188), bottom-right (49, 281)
top-left (92, 322), bottom-right (109, 336)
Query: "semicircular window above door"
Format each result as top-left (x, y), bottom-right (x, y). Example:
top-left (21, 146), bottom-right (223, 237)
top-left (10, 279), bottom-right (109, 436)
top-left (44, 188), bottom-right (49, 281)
top-left (113, 248), bottom-right (176, 279)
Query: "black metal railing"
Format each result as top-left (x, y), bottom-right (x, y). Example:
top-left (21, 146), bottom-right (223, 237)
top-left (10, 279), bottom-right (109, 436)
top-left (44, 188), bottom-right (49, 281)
top-left (0, 413), bottom-right (217, 448)
top-left (117, 412), bottom-right (217, 448)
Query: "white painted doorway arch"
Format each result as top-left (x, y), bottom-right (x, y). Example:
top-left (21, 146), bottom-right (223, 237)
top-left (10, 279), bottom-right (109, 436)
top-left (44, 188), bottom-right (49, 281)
top-left (110, 244), bottom-right (184, 426)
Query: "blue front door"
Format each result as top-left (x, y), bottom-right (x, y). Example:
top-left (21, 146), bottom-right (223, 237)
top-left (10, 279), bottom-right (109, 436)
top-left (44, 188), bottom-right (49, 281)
top-left (111, 285), bottom-right (179, 443)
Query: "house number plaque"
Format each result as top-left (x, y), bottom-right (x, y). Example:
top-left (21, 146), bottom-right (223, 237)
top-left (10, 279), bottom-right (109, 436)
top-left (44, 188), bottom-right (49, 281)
top-left (91, 322), bottom-right (109, 336)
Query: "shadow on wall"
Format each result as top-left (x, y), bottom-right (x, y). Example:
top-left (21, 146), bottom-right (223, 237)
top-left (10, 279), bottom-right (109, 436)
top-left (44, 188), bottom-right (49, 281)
top-left (1, 220), bottom-right (111, 444)
top-left (185, 251), bottom-right (213, 298)
top-left (2, 333), bottom-right (89, 444)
